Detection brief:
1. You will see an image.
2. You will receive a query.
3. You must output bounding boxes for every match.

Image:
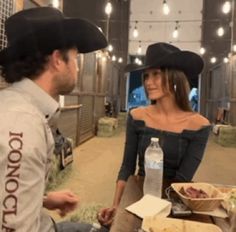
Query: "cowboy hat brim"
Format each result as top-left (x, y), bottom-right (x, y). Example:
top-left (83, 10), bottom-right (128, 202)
top-left (0, 17), bottom-right (107, 64)
top-left (126, 51), bottom-right (204, 76)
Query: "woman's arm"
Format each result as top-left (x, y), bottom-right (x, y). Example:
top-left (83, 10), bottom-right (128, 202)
top-left (117, 111), bottom-right (140, 181)
top-left (112, 180), bottom-right (126, 207)
top-left (175, 125), bottom-right (211, 181)
top-left (98, 111), bottom-right (140, 226)
top-left (97, 180), bottom-right (126, 226)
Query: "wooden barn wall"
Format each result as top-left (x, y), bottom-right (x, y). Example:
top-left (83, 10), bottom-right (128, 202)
top-left (51, 54), bottom-right (121, 146)
top-left (201, 0), bottom-right (236, 125)
top-left (229, 55), bottom-right (236, 125)
top-left (203, 55), bottom-right (236, 126)
top-left (57, 95), bottom-right (80, 144)
top-left (77, 53), bottom-right (97, 144)
top-left (58, 53), bottom-right (123, 145)
top-left (205, 65), bottom-right (230, 122)
top-left (94, 58), bottom-right (107, 124)
top-left (63, 0), bottom-right (130, 111)
top-left (111, 65), bottom-right (120, 116)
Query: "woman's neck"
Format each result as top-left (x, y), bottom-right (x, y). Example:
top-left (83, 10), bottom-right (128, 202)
top-left (152, 96), bottom-right (181, 116)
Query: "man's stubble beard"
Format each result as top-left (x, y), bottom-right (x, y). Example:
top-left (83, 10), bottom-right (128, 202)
top-left (54, 73), bottom-right (76, 96)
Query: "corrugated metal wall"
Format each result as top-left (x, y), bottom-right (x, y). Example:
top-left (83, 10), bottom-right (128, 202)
top-left (203, 56), bottom-right (236, 125)
top-left (57, 53), bottom-right (122, 146)
top-left (200, 0), bottom-right (236, 125)
top-left (229, 55), bottom-right (236, 125)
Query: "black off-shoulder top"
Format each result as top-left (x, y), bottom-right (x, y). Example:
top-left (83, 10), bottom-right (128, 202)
top-left (117, 113), bottom-right (211, 182)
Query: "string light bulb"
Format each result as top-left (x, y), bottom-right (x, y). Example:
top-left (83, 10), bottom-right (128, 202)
top-left (118, 57), bottom-right (123, 63)
top-left (134, 57), bottom-right (140, 64)
top-left (107, 44), bottom-right (113, 52)
top-left (222, 1), bottom-right (231, 14)
top-left (223, 57), bottom-right (229, 63)
top-left (105, 1), bottom-right (112, 16)
top-left (217, 26), bottom-right (225, 37)
top-left (162, 0), bottom-right (170, 15)
top-left (172, 21), bottom-right (179, 39)
top-left (137, 41), bottom-right (142, 54)
top-left (133, 21), bottom-right (139, 38)
top-left (111, 55), bottom-right (116, 61)
top-left (233, 44), bottom-right (236, 52)
top-left (200, 47), bottom-right (206, 55)
top-left (138, 60), bottom-right (143, 65)
top-left (96, 51), bottom-right (102, 59)
top-left (210, 57), bottom-right (217, 63)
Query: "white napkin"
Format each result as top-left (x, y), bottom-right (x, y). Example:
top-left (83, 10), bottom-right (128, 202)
top-left (125, 194), bottom-right (172, 219)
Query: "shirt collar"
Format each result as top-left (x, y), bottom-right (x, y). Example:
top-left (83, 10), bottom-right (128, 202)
top-left (11, 78), bottom-right (59, 121)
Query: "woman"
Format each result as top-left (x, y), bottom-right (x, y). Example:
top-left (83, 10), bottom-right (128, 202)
top-left (98, 42), bottom-right (211, 226)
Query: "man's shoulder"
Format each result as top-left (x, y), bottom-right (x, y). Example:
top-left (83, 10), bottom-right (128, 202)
top-left (0, 87), bottom-right (41, 116)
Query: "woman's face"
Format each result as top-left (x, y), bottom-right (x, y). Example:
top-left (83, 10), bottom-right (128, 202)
top-left (143, 68), bottom-right (169, 100)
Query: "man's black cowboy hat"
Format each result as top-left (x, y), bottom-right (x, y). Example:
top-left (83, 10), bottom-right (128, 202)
top-left (0, 7), bottom-right (108, 65)
top-left (125, 42), bottom-right (204, 77)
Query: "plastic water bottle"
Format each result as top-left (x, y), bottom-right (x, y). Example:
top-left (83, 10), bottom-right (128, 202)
top-left (143, 137), bottom-right (163, 198)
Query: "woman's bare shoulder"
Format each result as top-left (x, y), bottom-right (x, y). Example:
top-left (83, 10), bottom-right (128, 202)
top-left (130, 106), bottom-right (149, 120)
top-left (190, 113), bottom-right (210, 128)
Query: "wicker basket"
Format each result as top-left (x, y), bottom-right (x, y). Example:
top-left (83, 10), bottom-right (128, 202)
top-left (171, 183), bottom-right (225, 211)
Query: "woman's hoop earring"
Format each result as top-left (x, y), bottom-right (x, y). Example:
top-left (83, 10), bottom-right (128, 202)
top-left (174, 84), bottom-right (177, 91)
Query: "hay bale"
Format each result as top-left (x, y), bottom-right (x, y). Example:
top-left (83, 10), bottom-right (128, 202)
top-left (214, 125), bottom-right (236, 147)
top-left (69, 203), bottom-right (104, 224)
top-left (117, 112), bottom-right (127, 127)
top-left (46, 153), bottom-right (72, 191)
top-left (97, 117), bottom-right (118, 137)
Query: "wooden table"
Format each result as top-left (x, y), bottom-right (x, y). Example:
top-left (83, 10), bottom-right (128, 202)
top-left (110, 176), bottom-right (231, 232)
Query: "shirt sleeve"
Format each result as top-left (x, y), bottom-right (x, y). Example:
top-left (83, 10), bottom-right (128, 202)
top-left (117, 113), bottom-right (139, 181)
top-left (175, 126), bottom-right (211, 181)
top-left (0, 111), bottom-right (49, 232)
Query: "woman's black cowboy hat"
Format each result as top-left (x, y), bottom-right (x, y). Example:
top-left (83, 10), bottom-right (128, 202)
top-left (0, 7), bottom-right (107, 65)
top-left (125, 42), bottom-right (204, 77)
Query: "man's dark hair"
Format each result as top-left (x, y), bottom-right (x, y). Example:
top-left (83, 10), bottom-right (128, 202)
top-left (0, 48), bottom-right (71, 83)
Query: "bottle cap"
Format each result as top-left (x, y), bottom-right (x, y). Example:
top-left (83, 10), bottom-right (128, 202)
top-left (151, 137), bottom-right (159, 142)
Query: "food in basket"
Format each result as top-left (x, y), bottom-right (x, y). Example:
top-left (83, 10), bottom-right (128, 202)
top-left (221, 189), bottom-right (236, 214)
top-left (171, 183), bottom-right (225, 211)
top-left (179, 186), bottom-right (209, 198)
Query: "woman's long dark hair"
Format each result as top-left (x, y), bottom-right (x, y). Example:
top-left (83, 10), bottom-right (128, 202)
top-left (144, 68), bottom-right (192, 112)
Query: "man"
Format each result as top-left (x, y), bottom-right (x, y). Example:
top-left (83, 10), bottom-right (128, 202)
top-left (0, 7), bottom-right (107, 232)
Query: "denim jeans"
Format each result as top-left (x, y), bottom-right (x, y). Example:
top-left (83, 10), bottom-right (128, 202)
top-left (56, 221), bottom-right (109, 232)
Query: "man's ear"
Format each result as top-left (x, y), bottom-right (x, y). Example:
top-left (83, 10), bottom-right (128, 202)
top-left (49, 50), bottom-right (64, 70)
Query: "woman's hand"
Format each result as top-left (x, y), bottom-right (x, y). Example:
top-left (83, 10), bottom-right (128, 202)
top-left (97, 207), bottom-right (116, 227)
top-left (43, 190), bottom-right (79, 217)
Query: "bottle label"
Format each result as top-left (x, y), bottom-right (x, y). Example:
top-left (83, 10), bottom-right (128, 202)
top-left (146, 160), bottom-right (163, 169)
